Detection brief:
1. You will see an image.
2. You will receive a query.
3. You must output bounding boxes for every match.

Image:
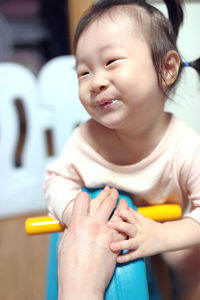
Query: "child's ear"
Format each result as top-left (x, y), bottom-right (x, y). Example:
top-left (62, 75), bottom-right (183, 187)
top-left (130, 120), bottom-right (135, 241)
top-left (162, 50), bottom-right (180, 88)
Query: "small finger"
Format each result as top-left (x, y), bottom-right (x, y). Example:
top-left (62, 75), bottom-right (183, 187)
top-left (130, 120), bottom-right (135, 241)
top-left (110, 198), bottom-right (128, 222)
top-left (110, 238), bottom-right (138, 252)
top-left (117, 208), bottom-right (139, 224)
top-left (107, 221), bottom-right (136, 237)
top-left (117, 249), bottom-right (140, 263)
top-left (113, 230), bottom-right (127, 243)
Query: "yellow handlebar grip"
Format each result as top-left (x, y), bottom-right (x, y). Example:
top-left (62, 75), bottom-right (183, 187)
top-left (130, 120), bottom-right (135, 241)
top-left (138, 204), bottom-right (182, 222)
top-left (25, 204), bottom-right (182, 235)
top-left (25, 216), bottom-right (65, 235)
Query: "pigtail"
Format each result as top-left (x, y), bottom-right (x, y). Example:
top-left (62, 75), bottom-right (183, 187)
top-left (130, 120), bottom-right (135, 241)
top-left (162, 0), bottom-right (184, 38)
top-left (182, 58), bottom-right (200, 75)
top-left (162, 0), bottom-right (200, 77)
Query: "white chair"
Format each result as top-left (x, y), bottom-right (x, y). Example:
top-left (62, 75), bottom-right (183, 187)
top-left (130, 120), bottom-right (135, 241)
top-left (38, 55), bottom-right (89, 157)
top-left (0, 56), bottom-right (89, 218)
top-left (0, 63), bottom-right (47, 217)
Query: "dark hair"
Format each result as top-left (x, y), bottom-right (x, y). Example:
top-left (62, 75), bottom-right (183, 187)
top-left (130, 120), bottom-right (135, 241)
top-left (74, 0), bottom-right (199, 93)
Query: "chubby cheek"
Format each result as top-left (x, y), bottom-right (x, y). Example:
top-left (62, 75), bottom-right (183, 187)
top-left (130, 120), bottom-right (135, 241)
top-left (119, 65), bottom-right (158, 102)
top-left (79, 87), bottom-right (94, 116)
top-left (78, 84), bottom-right (88, 106)
top-left (115, 70), bottom-right (141, 100)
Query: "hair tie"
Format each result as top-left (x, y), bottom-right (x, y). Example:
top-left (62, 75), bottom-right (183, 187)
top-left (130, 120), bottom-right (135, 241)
top-left (184, 61), bottom-right (189, 67)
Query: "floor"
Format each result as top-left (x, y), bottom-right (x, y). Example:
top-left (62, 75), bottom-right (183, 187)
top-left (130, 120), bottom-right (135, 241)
top-left (0, 212), bottom-right (48, 300)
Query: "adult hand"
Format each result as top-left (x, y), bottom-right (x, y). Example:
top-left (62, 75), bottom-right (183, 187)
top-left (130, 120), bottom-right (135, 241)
top-left (58, 187), bottom-right (127, 300)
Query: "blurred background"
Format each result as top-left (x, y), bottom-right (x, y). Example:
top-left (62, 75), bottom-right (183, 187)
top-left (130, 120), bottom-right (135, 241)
top-left (0, 0), bottom-right (71, 74)
top-left (0, 1), bottom-right (92, 299)
top-left (0, 0), bottom-right (199, 299)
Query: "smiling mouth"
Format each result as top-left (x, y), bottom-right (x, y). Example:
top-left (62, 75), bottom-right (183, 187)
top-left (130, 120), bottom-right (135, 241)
top-left (96, 99), bottom-right (119, 109)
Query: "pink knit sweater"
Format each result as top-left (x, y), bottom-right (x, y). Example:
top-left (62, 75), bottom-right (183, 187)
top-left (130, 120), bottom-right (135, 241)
top-left (43, 115), bottom-right (200, 224)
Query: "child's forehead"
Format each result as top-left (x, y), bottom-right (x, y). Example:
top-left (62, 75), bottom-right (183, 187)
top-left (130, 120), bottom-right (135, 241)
top-left (85, 6), bottom-right (145, 37)
top-left (75, 5), bottom-right (150, 57)
top-left (97, 4), bottom-right (145, 20)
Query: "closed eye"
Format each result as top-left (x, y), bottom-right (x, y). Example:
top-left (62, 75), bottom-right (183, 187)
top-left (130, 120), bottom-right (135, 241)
top-left (81, 71), bottom-right (89, 76)
top-left (106, 59), bottom-right (117, 66)
top-left (78, 71), bottom-right (89, 78)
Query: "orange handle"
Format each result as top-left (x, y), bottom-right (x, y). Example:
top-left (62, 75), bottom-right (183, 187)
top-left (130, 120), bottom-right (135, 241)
top-left (25, 204), bottom-right (182, 235)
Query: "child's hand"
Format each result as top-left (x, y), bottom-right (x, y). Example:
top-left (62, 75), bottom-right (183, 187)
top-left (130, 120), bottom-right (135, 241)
top-left (107, 207), bottom-right (164, 263)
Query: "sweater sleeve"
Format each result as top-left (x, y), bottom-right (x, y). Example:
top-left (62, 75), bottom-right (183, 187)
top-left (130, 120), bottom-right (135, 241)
top-left (184, 145), bottom-right (200, 224)
top-left (43, 134), bottom-right (84, 222)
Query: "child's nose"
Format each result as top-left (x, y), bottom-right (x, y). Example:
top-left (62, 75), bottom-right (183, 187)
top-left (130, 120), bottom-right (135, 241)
top-left (90, 75), bottom-right (109, 93)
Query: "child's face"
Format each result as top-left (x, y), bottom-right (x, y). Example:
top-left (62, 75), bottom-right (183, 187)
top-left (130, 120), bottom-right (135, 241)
top-left (76, 13), bottom-right (166, 132)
